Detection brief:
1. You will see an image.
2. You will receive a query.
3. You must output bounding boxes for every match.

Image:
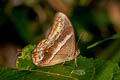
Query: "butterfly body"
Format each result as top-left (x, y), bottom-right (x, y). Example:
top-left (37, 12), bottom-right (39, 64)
top-left (31, 12), bottom-right (80, 67)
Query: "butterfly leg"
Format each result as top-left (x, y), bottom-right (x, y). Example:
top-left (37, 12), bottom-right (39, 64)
top-left (74, 49), bottom-right (80, 67)
top-left (70, 49), bottom-right (80, 76)
top-left (74, 54), bottom-right (77, 67)
top-left (61, 61), bottom-right (66, 66)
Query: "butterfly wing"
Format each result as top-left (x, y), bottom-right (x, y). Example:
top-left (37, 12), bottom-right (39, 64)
top-left (32, 12), bottom-right (77, 67)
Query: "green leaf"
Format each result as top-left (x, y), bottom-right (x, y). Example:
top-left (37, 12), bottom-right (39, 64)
top-left (0, 45), bottom-right (120, 80)
top-left (112, 50), bottom-right (120, 63)
top-left (93, 60), bottom-right (118, 80)
top-left (0, 68), bottom-right (75, 80)
top-left (16, 45), bottom-right (95, 80)
top-left (17, 45), bottom-right (94, 79)
top-left (16, 44), bottom-right (36, 69)
top-left (113, 67), bottom-right (120, 80)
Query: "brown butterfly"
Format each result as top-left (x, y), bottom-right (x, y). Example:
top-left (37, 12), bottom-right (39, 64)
top-left (31, 12), bottom-right (80, 67)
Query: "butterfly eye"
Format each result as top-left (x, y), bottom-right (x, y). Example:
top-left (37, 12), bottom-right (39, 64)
top-left (46, 50), bottom-right (48, 53)
top-left (45, 50), bottom-right (48, 54)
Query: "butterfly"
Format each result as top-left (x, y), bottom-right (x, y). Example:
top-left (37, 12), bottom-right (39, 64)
top-left (31, 12), bottom-right (80, 67)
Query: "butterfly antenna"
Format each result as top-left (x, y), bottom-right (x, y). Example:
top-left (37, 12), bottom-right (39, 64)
top-left (76, 33), bottom-right (81, 49)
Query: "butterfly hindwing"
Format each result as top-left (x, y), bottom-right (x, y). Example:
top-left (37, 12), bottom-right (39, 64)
top-left (31, 12), bottom-right (78, 67)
